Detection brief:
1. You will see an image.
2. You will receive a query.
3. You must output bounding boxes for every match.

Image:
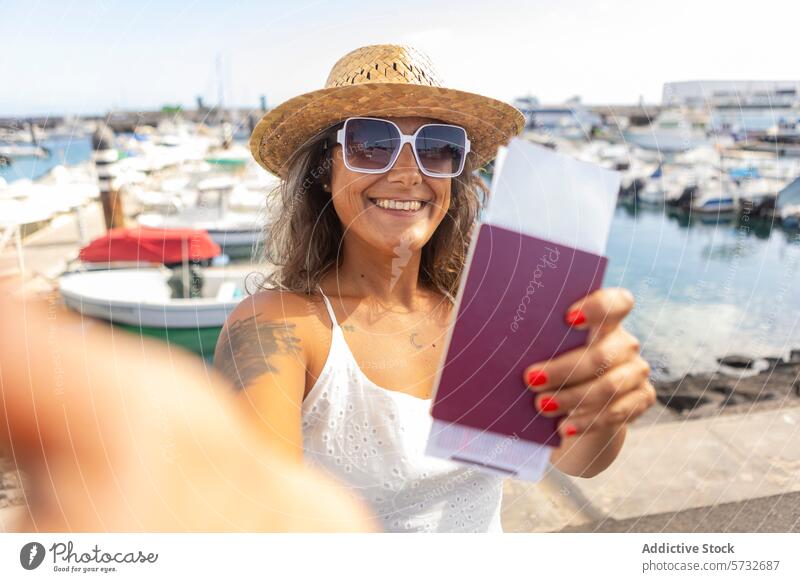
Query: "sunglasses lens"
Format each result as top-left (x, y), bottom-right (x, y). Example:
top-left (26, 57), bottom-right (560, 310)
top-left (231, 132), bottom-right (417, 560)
top-left (344, 118), bottom-right (400, 171)
top-left (415, 125), bottom-right (467, 176)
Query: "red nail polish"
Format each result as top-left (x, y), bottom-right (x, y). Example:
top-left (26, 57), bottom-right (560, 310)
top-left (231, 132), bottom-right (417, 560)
top-left (564, 425), bottom-right (579, 437)
top-left (566, 309), bottom-right (586, 326)
top-left (537, 396), bottom-right (559, 412)
top-left (526, 369), bottom-right (548, 387)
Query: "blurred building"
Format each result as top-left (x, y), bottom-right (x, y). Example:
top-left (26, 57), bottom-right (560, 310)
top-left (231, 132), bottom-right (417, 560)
top-left (663, 81), bottom-right (800, 136)
top-left (663, 81), bottom-right (800, 108)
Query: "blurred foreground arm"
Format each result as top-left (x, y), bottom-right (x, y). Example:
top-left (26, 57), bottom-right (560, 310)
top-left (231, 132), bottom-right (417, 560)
top-left (0, 289), bottom-right (376, 532)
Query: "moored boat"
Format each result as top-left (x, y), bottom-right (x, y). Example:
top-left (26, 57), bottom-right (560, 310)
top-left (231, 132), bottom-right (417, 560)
top-left (137, 208), bottom-right (264, 260)
top-left (777, 177), bottom-right (800, 229)
top-left (624, 109), bottom-right (710, 153)
top-left (59, 266), bottom-right (250, 356)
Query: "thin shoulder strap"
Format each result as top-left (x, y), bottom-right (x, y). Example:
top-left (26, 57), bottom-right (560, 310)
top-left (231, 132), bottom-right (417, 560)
top-left (317, 285), bottom-right (339, 328)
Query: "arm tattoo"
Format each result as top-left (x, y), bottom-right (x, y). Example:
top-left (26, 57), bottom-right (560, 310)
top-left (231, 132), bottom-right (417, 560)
top-left (214, 314), bottom-right (301, 390)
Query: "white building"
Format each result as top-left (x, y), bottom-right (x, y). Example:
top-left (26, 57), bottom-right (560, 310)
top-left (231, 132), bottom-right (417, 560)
top-left (662, 81), bottom-right (800, 135)
top-left (662, 81), bottom-right (800, 108)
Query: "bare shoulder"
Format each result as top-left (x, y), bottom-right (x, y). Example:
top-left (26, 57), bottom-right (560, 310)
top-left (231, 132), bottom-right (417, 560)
top-left (213, 289), bottom-right (323, 390)
top-left (225, 288), bottom-right (318, 325)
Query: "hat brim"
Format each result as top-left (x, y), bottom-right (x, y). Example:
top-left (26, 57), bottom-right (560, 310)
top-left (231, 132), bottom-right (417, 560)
top-left (249, 83), bottom-right (525, 177)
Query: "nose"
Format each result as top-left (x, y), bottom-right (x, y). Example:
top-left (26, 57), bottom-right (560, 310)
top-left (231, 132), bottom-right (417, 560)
top-left (386, 143), bottom-right (422, 188)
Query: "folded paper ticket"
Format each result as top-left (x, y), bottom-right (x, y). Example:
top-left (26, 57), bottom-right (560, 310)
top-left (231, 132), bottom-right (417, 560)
top-left (425, 138), bottom-right (620, 481)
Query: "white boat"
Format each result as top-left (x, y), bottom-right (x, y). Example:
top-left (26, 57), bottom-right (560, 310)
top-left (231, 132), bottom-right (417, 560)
top-left (673, 146), bottom-right (721, 167)
top-left (0, 143), bottom-right (49, 159)
top-left (777, 177), bottom-right (800, 228)
top-left (625, 109), bottom-right (710, 152)
top-left (638, 172), bottom-right (679, 205)
top-left (117, 131), bottom-right (213, 174)
top-left (0, 178), bottom-right (98, 215)
top-left (126, 181), bottom-right (199, 214)
top-left (59, 266), bottom-right (246, 328)
top-left (59, 266), bottom-right (251, 355)
top-left (733, 120), bottom-right (800, 157)
top-left (205, 144), bottom-right (250, 168)
top-left (638, 163), bottom-right (716, 206)
top-left (732, 176), bottom-right (785, 205)
top-left (127, 171), bottom-right (238, 215)
top-left (722, 156), bottom-right (800, 182)
top-left (690, 176), bottom-right (738, 213)
top-left (196, 174), bottom-right (238, 193)
top-left (137, 207), bottom-right (265, 259)
top-left (227, 184), bottom-right (269, 212)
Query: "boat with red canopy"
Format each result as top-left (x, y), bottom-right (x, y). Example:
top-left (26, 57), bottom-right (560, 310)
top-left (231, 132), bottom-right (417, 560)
top-left (61, 228), bottom-right (250, 357)
top-left (78, 227), bottom-right (221, 265)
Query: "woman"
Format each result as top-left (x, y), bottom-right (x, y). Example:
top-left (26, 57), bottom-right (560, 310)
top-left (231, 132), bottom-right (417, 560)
top-left (214, 45), bottom-right (656, 533)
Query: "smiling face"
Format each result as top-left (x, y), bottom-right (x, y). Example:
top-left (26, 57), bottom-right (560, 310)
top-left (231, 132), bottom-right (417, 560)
top-left (327, 116), bottom-right (453, 256)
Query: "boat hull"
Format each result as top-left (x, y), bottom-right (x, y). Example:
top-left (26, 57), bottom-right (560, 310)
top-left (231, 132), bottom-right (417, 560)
top-left (60, 290), bottom-right (238, 328)
top-left (116, 323), bottom-right (222, 358)
top-left (59, 267), bottom-right (246, 355)
top-left (207, 229), bottom-right (261, 259)
top-left (624, 131), bottom-right (708, 153)
top-left (692, 198), bottom-right (736, 213)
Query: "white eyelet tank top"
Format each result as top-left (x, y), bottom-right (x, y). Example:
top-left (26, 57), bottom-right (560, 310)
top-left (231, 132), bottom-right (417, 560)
top-left (301, 287), bottom-right (506, 533)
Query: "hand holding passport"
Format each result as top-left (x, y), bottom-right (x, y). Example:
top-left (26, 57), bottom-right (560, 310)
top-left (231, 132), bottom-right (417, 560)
top-left (425, 138), bottom-right (621, 481)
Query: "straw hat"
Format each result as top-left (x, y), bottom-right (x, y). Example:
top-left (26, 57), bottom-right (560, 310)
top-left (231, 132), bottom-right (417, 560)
top-left (249, 44), bottom-right (525, 177)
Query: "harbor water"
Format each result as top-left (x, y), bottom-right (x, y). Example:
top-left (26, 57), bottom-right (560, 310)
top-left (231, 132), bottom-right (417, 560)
top-left (607, 204), bottom-right (800, 380)
top-left (0, 136), bottom-right (92, 184)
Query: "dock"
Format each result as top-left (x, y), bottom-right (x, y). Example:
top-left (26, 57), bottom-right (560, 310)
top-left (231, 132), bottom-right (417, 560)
top-left (0, 202), bottom-right (106, 293)
top-left (502, 405), bottom-right (800, 532)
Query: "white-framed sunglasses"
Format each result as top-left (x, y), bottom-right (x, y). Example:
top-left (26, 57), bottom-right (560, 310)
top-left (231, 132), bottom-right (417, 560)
top-left (334, 116), bottom-right (471, 178)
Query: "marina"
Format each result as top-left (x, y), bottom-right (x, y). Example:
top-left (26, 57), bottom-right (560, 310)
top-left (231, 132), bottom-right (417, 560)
top-left (4, 90), bottom-right (800, 375)
top-left (3, 79), bottom-right (800, 534)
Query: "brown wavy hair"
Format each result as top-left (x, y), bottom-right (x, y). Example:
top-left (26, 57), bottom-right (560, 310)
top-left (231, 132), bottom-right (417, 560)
top-left (258, 124), bottom-right (489, 301)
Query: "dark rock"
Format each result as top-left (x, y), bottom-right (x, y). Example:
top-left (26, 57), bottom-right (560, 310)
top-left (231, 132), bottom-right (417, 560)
top-left (717, 354), bottom-right (756, 368)
top-left (763, 356), bottom-right (786, 370)
top-left (653, 357), bottom-right (800, 418)
top-left (656, 393), bottom-right (711, 412)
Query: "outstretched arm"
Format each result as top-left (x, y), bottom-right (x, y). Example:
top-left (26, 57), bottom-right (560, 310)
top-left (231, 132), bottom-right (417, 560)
top-left (0, 288), bottom-right (375, 531)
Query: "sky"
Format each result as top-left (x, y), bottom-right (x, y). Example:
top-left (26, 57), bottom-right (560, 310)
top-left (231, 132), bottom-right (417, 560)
top-left (2, 0), bottom-right (798, 116)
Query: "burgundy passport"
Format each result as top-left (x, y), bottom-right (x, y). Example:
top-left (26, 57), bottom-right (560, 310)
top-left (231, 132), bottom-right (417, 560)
top-left (430, 223), bottom-right (608, 449)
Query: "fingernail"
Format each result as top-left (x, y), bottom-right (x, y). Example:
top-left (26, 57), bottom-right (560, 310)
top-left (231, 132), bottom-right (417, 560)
top-left (564, 424), bottom-right (579, 437)
top-left (565, 309), bottom-right (586, 326)
top-left (526, 369), bottom-right (548, 387)
top-left (537, 396), bottom-right (559, 413)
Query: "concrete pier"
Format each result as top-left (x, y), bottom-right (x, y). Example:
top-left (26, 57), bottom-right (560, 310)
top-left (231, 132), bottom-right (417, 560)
top-left (501, 404), bottom-right (800, 532)
top-left (0, 202), bottom-right (106, 292)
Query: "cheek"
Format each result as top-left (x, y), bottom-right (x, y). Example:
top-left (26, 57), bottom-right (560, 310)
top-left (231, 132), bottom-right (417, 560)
top-left (330, 164), bottom-right (379, 221)
top-left (432, 181), bottom-right (452, 220)
top-left (331, 155), bottom-right (371, 217)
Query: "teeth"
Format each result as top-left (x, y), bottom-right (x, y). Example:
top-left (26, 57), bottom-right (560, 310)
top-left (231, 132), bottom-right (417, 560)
top-left (373, 199), bottom-right (423, 211)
